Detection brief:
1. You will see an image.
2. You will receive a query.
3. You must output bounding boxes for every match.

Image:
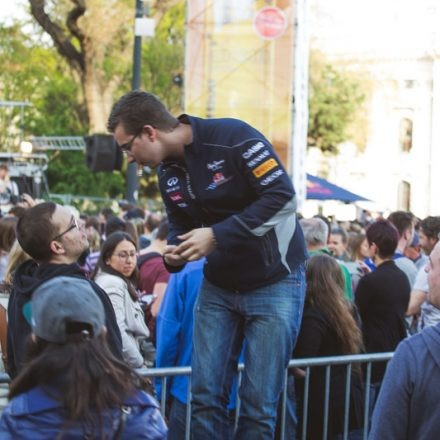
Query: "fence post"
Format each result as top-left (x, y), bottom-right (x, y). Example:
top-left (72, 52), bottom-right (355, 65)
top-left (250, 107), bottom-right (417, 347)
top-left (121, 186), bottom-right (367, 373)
top-left (343, 363), bottom-right (352, 439)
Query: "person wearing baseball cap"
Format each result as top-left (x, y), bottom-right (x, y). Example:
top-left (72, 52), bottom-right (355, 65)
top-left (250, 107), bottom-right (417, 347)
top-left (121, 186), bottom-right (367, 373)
top-left (0, 277), bottom-right (167, 439)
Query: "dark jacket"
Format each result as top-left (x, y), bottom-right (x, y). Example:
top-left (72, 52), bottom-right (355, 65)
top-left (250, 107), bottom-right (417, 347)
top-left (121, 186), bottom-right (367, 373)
top-left (370, 324), bottom-right (440, 439)
top-left (6, 260), bottom-right (122, 378)
top-left (0, 386), bottom-right (167, 439)
top-left (293, 307), bottom-right (364, 440)
top-left (158, 115), bottom-right (308, 292)
top-left (355, 260), bottom-right (410, 383)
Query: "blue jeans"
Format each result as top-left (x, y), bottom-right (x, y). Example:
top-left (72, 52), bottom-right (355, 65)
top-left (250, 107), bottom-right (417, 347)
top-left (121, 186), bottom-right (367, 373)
top-left (275, 373), bottom-right (297, 439)
top-left (191, 265), bottom-right (306, 440)
top-left (169, 398), bottom-right (234, 440)
top-left (168, 398), bottom-right (188, 440)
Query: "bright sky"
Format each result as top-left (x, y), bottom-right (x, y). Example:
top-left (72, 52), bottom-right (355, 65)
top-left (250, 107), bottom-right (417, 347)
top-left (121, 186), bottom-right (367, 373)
top-left (0, 0), bottom-right (29, 24)
top-left (310, 0), bottom-right (440, 57)
top-left (2, 0), bottom-right (438, 57)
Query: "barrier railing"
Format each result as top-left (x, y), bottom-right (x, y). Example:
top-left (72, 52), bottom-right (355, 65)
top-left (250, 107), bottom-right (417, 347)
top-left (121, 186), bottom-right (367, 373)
top-left (0, 352), bottom-right (394, 440)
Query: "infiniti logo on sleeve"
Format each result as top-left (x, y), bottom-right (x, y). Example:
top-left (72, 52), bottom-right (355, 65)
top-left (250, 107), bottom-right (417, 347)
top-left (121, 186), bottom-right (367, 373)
top-left (167, 177), bottom-right (179, 186)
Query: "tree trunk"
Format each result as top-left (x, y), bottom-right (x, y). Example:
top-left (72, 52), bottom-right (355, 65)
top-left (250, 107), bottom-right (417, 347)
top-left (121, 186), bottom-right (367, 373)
top-left (82, 65), bottom-right (107, 133)
top-left (29, 0), bottom-right (184, 134)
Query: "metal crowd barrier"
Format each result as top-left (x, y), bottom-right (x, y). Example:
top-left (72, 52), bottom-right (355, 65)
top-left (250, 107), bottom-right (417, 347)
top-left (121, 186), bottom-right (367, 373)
top-left (141, 352), bottom-right (394, 440)
top-left (0, 352), bottom-right (394, 440)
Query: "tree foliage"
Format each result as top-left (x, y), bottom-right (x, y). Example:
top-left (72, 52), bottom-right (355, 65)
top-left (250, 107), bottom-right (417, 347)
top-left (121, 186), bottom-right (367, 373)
top-left (0, 21), bottom-right (125, 199)
top-left (28, 0), bottom-right (182, 132)
top-left (47, 151), bottom-right (125, 198)
top-left (0, 2), bottom-right (185, 200)
top-left (0, 22), bottom-right (84, 148)
top-left (142, 1), bottom-right (185, 113)
top-left (308, 52), bottom-right (366, 154)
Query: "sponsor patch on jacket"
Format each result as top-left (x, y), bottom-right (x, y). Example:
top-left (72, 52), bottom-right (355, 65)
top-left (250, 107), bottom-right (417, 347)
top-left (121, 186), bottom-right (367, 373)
top-left (242, 141), bottom-right (265, 159)
top-left (169, 192), bottom-right (183, 202)
top-left (207, 160), bottom-right (225, 171)
top-left (206, 172), bottom-right (233, 190)
top-left (252, 158), bottom-right (277, 178)
top-left (167, 177), bottom-right (179, 187)
top-left (246, 150), bottom-right (270, 167)
top-left (260, 169), bottom-right (284, 186)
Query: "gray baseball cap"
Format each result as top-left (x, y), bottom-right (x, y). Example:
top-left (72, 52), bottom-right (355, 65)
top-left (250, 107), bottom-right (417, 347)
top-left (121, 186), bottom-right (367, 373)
top-left (30, 276), bottom-right (105, 343)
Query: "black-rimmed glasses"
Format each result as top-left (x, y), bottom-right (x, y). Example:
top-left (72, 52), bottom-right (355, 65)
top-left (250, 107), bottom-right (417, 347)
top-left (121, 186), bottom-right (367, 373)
top-left (53, 216), bottom-right (79, 241)
top-left (119, 128), bottom-right (143, 152)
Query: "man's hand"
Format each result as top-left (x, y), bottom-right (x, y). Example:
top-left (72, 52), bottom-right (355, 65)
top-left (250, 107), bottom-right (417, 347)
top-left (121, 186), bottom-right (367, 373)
top-left (174, 227), bottom-right (217, 262)
top-left (18, 193), bottom-right (36, 208)
top-left (163, 245), bottom-right (187, 267)
top-left (293, 368), bottom-right (306, 378)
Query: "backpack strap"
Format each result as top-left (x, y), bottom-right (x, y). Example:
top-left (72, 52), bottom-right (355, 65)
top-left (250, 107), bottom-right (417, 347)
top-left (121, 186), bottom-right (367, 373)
top-left (113, 406), bottom-right (131, 440)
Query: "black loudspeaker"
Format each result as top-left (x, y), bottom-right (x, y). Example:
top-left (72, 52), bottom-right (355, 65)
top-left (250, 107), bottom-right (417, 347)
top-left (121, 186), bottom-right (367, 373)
top-left (84, 134), bottom-right (123, 172)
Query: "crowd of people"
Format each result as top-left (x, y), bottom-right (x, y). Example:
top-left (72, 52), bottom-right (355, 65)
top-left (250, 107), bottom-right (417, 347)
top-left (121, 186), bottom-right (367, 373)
top-left (0, 195), bottom-right (440, 439)
top-left (1, 198), bottom-right (438, 439)
top-left (0, 90), bottom-right (438, 439)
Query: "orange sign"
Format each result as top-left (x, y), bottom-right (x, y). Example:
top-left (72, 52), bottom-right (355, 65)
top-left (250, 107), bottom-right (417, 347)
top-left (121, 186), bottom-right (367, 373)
top-left (252, 158), bottom-right (277, 178)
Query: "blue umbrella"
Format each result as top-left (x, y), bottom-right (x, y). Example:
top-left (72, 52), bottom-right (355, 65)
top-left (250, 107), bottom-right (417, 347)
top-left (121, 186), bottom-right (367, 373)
top-left (306, 174), bottom-right (369, 202)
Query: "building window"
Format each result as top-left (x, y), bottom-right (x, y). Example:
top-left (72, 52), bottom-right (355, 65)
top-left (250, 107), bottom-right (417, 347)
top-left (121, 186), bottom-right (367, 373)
top-left (399, 118), bottom-right (413, 152)
top-left (398, 181), bottom-right (411, 211)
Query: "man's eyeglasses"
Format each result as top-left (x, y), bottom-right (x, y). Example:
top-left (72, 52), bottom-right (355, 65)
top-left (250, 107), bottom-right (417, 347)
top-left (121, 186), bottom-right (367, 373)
top-left (53, 216), bottom-right (79, 241)
top-left (119, 128), bottom-right (143, 153)
top-left (114, 251), bottom-right (137, 261)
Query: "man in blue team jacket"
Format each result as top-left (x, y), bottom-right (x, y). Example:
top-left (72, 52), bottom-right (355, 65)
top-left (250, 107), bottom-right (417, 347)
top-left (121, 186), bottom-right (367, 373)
top-left (156, 259), bottom-right (205, 438)
top-left (156, 258), bottom-right (238, 439)
top-left (108, 91), bottom-right (307, 439)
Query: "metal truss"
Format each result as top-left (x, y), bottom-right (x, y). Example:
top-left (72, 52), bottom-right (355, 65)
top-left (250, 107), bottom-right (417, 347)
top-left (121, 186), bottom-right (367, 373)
top-left (30, 136), bottom-right (86, 151)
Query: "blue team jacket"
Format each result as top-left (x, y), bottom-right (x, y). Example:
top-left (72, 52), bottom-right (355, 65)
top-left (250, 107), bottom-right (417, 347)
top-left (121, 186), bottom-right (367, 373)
top-left (0, 386), bottom-right (167, 439)
top-left (156, 259), bottom-right (241, 407)
top-left (156, 259), bottom-right (204, 404)
top-left (158, 115), bottom-right (308, 292)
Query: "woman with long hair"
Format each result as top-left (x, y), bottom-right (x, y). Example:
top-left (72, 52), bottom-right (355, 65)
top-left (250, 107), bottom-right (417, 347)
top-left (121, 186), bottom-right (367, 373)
top-left (348, 233), bottom-right (369, 263)
top-left (294, 254), bottom-right (364, 439)
top-left (0, 216), bottom-right (18, 282)
top-left (92, 231), bottom-right (151, 369)
top-left (0, 276), bottom-right (167, 439)
top-left (3, 239), bottom-right (31, 288)
top-left (345, 232), bottom-right (371, 292)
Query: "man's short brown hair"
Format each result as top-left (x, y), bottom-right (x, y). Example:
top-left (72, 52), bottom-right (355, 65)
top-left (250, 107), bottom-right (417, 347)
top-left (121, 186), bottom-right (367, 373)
top-left (420, 216), bottom-right (440, 241)
top-left (387, 211), bottom-right (414, 238)
top-left (16, 202), bottom-right (57, 262)
top-left (107, 91), bottom-right (179, 135)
